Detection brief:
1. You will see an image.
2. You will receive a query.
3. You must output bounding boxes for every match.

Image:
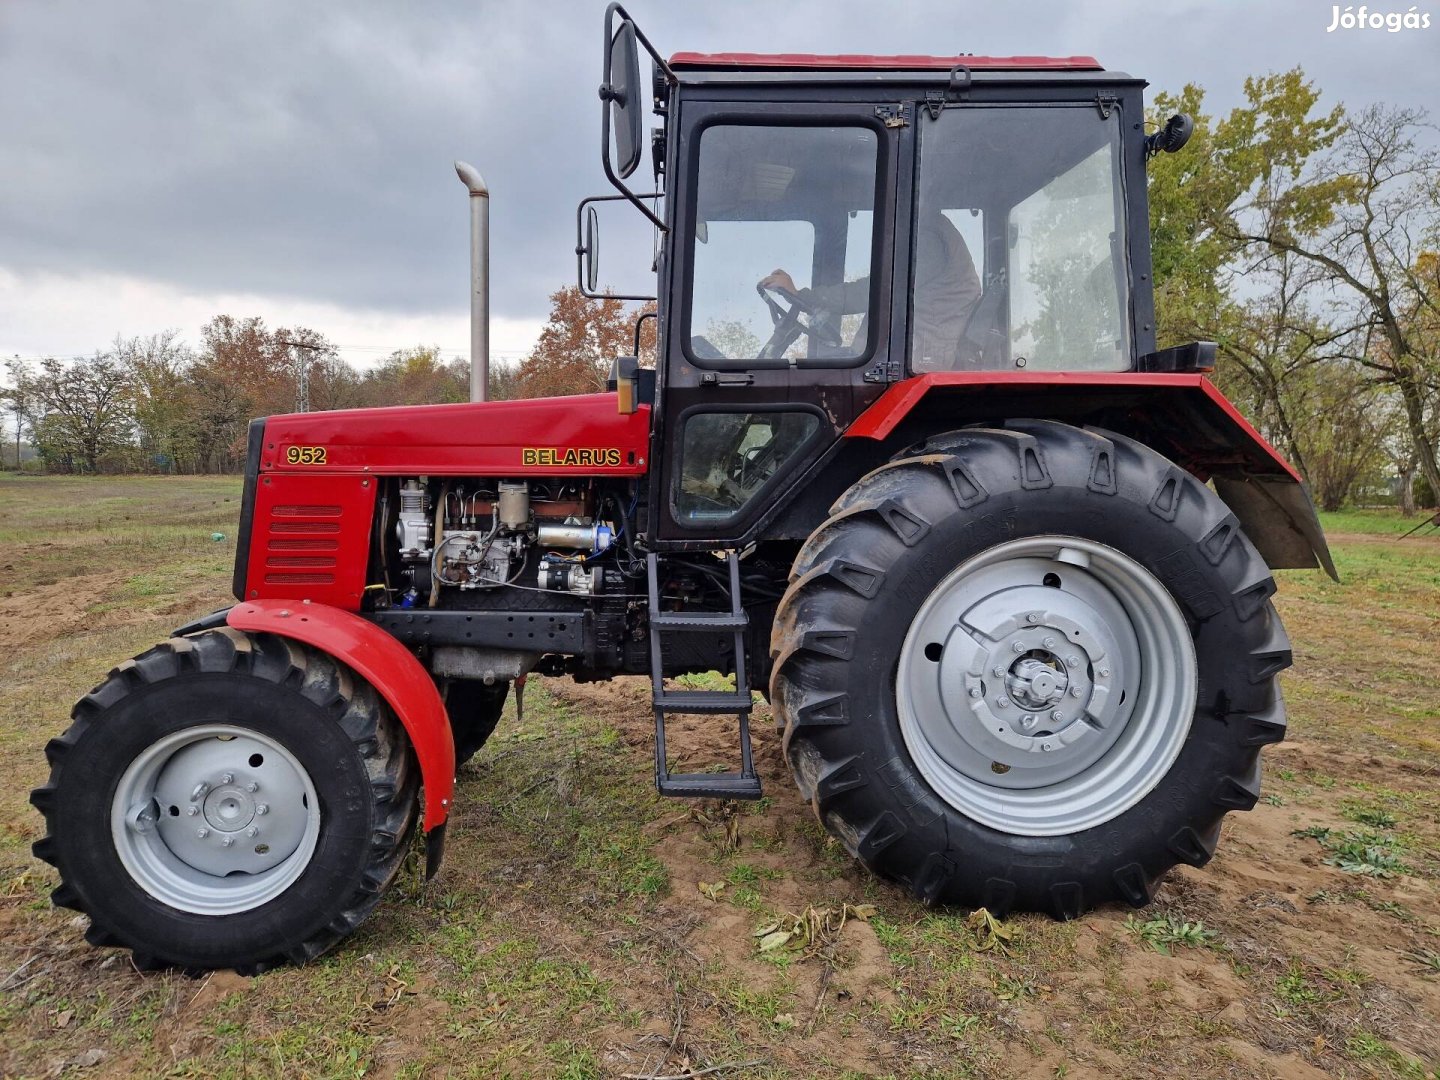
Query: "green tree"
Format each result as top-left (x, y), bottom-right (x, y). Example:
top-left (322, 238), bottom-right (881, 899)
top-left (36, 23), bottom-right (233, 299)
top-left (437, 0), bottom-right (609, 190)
top-left (23, 354), bottom-right (135, 473)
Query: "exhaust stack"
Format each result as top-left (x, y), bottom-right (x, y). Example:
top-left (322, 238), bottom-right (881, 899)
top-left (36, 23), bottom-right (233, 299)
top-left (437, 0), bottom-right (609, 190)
top-left (454, 161), bottom-right (489, 402)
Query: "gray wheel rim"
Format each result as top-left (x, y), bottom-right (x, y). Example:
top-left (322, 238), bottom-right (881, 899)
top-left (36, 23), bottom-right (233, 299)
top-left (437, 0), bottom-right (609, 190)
top-left (110, 724), bottom-right (321, 915)
top-left (897, 536), bottom-right (1196, 836)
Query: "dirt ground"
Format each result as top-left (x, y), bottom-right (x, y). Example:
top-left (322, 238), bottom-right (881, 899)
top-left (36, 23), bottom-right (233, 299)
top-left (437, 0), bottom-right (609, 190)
top-left (0, 476), bottom-right (1437, 1079)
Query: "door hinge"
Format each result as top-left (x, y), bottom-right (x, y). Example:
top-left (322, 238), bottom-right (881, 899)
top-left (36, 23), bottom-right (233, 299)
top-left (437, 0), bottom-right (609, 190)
top-left (862, 357), bottom-right (903, 384)
top-left (875, 104), bottom-right (908, 128)
top-left (1096, 92), bottom-right (1119, 119)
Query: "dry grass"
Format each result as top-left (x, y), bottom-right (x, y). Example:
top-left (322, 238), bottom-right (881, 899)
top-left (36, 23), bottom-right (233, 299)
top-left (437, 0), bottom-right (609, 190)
top-left (0, 476), bottom-right (1437, 1079)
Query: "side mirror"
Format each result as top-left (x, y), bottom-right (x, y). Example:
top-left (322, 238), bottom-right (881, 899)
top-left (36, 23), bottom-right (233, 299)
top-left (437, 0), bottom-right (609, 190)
top-left (608, 355), bottom-right (641, 415)
top-left (1146, 113), bottom-right (1195, 159)
top-left (603, 20), bottom-right (644, 179)
top-left (583, 206), bottom-right (600, 293)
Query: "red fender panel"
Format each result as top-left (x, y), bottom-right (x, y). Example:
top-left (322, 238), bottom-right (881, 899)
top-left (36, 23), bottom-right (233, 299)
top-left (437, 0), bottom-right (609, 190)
top-left (226, 600), bottom-right (454, 832)
top-left (845, 372), bottom-right (1336, 578)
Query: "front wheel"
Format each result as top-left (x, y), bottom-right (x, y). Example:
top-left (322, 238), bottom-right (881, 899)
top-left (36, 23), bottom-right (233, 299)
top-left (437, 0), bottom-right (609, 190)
top-left (30, 628), bottom-right (419, 972)
top-left (771, 420), bottom-right (1291, 918)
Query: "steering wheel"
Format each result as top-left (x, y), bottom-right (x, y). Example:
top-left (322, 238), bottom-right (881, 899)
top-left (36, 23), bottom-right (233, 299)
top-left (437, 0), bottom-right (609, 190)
top-left (755, 282), bottom-right (843, 360)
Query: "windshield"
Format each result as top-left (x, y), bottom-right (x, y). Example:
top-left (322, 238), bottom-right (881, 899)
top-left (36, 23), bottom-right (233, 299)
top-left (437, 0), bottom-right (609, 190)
top-left (913, 107), bottom-right (1129, 372)
top-left (688, 124), bottom-right (880, 365)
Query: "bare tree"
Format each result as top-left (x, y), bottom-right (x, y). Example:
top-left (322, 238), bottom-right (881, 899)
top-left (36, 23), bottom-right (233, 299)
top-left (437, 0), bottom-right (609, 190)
top-left (1240, 104), bottom-right (1440, 499)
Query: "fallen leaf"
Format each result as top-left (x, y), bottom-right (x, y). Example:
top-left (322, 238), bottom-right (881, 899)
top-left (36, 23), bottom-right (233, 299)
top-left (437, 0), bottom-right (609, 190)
top-left (966, 907), bottom-right (1015, 953)
top-left (698, 881), bottom-right (725, 901)
top-left (54, 1010), bottom-right (73, 1029)
top-left (758, 930), bottom-right (793, 952)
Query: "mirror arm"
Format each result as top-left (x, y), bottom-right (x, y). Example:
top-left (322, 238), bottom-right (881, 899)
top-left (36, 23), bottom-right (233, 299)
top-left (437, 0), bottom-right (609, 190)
top-left (601, 2), bottom-right (671, 232)
top-left (574, 193), bottom-right (660, 301)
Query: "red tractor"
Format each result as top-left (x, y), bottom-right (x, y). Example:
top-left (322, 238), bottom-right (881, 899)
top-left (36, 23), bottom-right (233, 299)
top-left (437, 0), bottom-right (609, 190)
top-left (32, 6), bottom-right (1333, 973)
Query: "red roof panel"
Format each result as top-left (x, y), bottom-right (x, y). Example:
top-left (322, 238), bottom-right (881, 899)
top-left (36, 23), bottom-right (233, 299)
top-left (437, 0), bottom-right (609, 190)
top-left (668, 52), bottom-right (1103, 71)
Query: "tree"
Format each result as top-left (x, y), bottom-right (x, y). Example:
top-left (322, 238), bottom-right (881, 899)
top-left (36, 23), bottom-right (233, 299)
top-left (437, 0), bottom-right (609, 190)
top-left (1147, 72), bottom-right (1347, 348)
top-left (1236, 103), bottom-right (1440, 500)
top-left (515, 287), bottom-right (655, 398)
top-left (359, 346), bottom-right (468, 406)
top-left (23, 354), bottom-right (135, 473)
top-left (1, 357), bottom-right (37, 470)
top-left (116, 331), bottom-right (194, 472)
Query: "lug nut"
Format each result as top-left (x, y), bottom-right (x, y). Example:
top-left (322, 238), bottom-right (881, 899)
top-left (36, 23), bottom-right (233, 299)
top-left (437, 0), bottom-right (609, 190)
top-left (1099, 668), bottom-right (1110, 678)
top-left (1026, 612), bottom-right (1042, 623)
top-left (190, 782), bottom-right (210, 802)
top-left (1070, 686), bottom-right (1083, 698)
top-left (1066, 656), bottom-right (1080, 668)
top-left (995, 699), bottom-right (1009, 709)
top-left (196, 828), bottom-right (209, 839)
top-left (1042, 742), bottom-right (1054, 752)
top-left (246, 782), bottom-right (259, 793)
top-left (1042, 636), bottom-right (1057, 649)
top-left (255, 804), bottom-right (269, 816)
top-left (1012, 641), bottom-right (1026, 653)
top-left (246, 827), bottom-right (259, 838)
top-left (220, 772), bottom-right (233, 785)
top-left (968, 688), bottom-right (982, 699)
top-left (186, 806), bottom-right (200, 816)
top-left (1051, 710), bottom-right (1064, 722)
top-left (992, 666), bottom-right (1005, 678)
top-left (221, 836), bottom-right (234, 848)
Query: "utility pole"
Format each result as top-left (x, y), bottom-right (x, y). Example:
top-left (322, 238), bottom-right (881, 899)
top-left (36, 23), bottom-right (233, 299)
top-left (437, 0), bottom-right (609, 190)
top-left (454, 161), bottom-right (489, 402)
top-left (279, 340), bottom-right (317, 413)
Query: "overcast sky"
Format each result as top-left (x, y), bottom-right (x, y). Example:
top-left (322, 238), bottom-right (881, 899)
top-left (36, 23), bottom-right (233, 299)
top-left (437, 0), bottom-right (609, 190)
top-left (2, 0), bottom-right (1436, 370)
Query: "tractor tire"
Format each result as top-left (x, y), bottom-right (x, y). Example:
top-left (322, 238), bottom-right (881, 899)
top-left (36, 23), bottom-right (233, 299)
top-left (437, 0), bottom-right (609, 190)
top-left (443, 679), bottom-right (509, 768)
top-left (30, 627), bottom-right (419, 973)
top-left (771, 420), bottom-right (1289, 919)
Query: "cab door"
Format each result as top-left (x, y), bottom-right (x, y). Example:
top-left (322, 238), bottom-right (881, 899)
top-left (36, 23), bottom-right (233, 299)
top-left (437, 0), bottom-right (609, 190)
top-left (654, 100), bottom-right (903, 547)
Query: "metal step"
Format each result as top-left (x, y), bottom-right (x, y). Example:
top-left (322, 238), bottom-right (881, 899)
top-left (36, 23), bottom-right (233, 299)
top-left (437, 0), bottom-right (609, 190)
top-left (650, 610), bottom-right (748, 631)
top-left (654, 690), bottom-right (754, 714)
top-left (657, 772), bottom-right (764, 800)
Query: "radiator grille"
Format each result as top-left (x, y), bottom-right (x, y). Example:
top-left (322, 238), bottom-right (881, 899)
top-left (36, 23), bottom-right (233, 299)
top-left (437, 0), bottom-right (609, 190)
top-left (263, 507), bottom-right (342, 584)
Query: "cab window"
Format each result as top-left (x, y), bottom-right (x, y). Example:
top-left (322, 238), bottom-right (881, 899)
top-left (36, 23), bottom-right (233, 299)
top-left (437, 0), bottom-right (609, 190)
top-left (912, 107), bottom-right (1129, 372)
top-left (675, 411), bottom-right (821, 524)
top-left (688, 124), bottom-right (880, 366)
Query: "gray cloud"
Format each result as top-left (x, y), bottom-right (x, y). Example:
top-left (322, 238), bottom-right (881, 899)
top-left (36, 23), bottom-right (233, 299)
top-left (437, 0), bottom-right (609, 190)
top-left (2, 0), bottom-right (1436, 332)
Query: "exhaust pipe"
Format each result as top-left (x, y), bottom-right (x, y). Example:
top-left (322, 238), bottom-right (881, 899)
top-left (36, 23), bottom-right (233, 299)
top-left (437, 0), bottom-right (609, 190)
top-left (454, 161), bottom-right (489, 403)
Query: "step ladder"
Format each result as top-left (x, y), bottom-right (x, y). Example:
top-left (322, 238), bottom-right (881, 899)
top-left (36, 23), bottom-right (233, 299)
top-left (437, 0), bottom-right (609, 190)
top-left (647, 552), bottom-right (762, 800)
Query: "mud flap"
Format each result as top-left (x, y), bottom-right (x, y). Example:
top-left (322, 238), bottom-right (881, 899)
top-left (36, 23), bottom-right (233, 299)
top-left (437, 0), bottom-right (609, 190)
top-left (1212, 475), bottom-right (1338, 581)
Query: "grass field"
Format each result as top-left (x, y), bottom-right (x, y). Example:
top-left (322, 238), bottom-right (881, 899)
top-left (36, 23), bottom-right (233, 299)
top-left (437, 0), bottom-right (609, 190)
top-left (0, 474), bottom-right (1437, 1079)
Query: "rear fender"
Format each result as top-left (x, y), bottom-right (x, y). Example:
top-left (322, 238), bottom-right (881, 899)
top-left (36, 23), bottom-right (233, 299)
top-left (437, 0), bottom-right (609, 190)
top-left (223, 600), bottom-right (455, 840)
top-left (846, 372), bottom-right (1336, 579)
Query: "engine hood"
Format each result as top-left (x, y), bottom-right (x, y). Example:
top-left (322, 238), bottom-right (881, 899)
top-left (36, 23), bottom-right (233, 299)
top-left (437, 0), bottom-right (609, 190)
top-left (256, 392), bottom-right (651, 477)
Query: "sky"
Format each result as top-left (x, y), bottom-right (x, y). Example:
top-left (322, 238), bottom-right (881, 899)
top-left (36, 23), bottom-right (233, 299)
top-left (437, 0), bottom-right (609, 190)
top-left (2, 0), bottom-right (1437, 371)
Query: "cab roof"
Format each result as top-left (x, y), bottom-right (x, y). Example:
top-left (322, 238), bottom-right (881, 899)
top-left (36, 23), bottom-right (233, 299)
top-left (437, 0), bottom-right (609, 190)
top-left (668, 52), bottom-right (1104, 72)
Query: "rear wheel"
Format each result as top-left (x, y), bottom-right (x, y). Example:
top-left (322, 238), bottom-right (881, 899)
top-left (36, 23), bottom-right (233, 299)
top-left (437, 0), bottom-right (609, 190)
top-left (30, 628), bottom-right (419, 972)
top-left (771, 420), bottom-right (1290, 918)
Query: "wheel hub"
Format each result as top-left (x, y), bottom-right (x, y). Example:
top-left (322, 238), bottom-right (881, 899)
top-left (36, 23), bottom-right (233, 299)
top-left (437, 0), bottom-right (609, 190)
top-left (897, 537), bottom-right (1197, 836)
top-left (111, 725), bottom-right (320, 915)
top-left (1005, 656), bottom-right (1068, 712)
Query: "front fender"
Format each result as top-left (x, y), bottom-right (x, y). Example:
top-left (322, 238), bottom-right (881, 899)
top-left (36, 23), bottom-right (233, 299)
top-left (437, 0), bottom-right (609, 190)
top-left (223, 600), bottom-right (455, 836)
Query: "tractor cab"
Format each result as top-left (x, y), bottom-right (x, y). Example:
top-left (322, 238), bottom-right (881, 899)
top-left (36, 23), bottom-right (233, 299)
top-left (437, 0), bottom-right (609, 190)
top-left (590, 6), bottom-right (1204, 550)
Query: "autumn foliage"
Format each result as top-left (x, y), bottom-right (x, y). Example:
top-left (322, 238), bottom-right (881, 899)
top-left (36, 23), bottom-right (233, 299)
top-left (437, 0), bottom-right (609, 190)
top-left (515, 287), bottom-right (656, 399)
